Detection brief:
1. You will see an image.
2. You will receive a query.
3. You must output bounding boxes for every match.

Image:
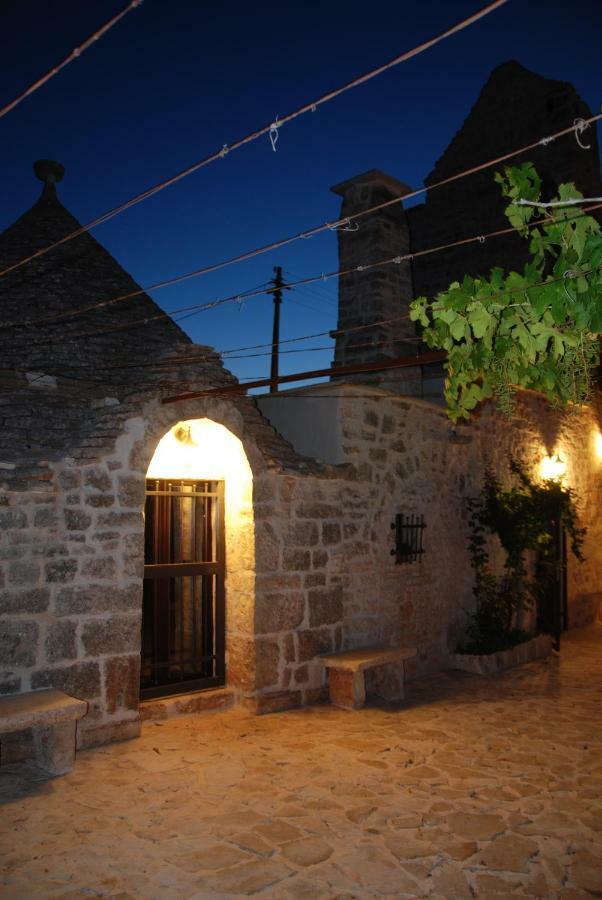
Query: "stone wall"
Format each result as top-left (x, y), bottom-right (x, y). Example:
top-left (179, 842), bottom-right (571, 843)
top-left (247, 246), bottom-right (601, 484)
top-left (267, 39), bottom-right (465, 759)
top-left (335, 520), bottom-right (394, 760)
top-left (2, 382), bottom-right (601, 753)
top-left (0, 389), bottom-right (325, 749)
top-left (253, 386), bottom-right (602, 711)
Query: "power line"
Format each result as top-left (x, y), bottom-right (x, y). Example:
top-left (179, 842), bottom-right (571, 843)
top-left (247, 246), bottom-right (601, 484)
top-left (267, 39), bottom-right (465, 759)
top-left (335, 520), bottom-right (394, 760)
top-left (288, 295), bottom-right (334, 318)
top-left (113, 336), bottom-right (419, 366)
top-left (161, 257), bottom-right (602, 404)
top-left (3, 260), bottom-right (600, 398)
top-left (11, 202), bottom-right (601, 347)
top-left (38, 313), bottom-right (414, 374)
top-left (12, 312), bottom-right (417, 381)
top-left (163, 259), bottom-right (602, 400)
top-left (3, 120), bottom-right (600, 336)
top-left (0, 0), bottom-right (509, 281)
top-left (0, 1), bottom-right (144, 121)
top-left (19, 260), bottom-right (597, 392)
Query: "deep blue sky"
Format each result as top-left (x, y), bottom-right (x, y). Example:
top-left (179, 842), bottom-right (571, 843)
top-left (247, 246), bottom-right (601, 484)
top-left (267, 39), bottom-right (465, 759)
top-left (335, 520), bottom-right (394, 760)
top-left (1, 0), bottom-right (601, 386)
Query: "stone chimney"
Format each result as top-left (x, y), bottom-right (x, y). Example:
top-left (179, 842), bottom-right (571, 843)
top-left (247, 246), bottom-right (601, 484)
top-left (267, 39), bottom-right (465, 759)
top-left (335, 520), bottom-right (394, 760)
top-left (330, 170), bottom-right (417, 384)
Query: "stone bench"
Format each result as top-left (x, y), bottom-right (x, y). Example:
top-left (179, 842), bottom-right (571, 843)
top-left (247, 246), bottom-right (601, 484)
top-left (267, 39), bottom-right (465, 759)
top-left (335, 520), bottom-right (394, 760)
top-left (317, 646), bottom-right (417, 710)
top-left (0, 689), bottom-right (88, 775)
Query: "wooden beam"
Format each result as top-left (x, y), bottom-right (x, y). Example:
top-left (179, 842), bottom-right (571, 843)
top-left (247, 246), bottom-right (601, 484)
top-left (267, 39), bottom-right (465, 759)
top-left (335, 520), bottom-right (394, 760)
top-left (161, 350), bottom-right (446, 404)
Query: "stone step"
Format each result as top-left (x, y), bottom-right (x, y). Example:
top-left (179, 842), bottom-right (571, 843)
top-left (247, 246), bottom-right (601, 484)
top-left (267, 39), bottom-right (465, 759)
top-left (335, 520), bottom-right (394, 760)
top-left (140, 687), bottom-right (235, 722)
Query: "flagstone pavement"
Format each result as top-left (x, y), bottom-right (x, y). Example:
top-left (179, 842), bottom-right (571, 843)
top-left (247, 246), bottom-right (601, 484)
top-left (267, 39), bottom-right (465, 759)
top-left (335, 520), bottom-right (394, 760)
top-left (1, 625), bottom-right (601, 900)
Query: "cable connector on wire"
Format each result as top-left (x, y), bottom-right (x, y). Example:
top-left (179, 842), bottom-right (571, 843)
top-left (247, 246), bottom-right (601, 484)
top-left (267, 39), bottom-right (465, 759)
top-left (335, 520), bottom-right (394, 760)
top-left (328, 218), bottom-right (360, 233)
top-left (574, 118), bottom-right (591, 150)
top-left (269, 118), bottom-right (281, 152)
top-left (563, 270), bottom-right (576, 303)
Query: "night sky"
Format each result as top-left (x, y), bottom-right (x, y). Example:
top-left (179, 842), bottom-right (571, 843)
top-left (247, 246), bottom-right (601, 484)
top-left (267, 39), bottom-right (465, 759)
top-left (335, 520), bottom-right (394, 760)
top-left (1, 0), bottom-right (601, 387)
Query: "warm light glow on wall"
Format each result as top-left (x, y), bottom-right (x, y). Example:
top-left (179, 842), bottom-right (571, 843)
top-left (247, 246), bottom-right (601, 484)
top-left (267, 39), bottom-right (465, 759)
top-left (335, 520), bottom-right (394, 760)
top-left (594, 430), bottom-right (602, 461)
top-left (147, 419), bottom-right (253, 518)
top-left (146, 419), bottom-right (255, 690)
top-left (540, 453), bottom-right (567, 482)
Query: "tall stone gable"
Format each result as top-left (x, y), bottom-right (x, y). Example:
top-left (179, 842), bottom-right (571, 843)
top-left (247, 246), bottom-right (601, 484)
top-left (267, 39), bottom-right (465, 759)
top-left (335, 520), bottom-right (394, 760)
top-left (331, 61), bottom-right (602, 378)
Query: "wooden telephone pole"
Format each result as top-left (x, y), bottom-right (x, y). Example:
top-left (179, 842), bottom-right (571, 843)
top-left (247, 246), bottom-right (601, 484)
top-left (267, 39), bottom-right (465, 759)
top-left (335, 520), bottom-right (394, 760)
top-left (269, 266), bottom-right (287, 392)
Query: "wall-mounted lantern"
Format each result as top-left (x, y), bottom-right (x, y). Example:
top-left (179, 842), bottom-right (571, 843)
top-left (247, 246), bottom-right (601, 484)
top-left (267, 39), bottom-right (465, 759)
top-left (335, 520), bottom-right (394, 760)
top-left (540, 454), bottom-right (567, 482)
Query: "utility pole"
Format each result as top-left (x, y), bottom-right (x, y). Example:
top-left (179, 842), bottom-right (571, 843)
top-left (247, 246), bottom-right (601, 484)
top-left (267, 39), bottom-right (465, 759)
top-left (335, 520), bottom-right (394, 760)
top-left (269, 266), bottom-right (287, 392)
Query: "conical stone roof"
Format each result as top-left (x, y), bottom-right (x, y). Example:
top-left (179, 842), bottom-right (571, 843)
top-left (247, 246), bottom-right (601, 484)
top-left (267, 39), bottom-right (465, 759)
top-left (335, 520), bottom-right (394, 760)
top-left (0, 162), bottom-right (192, 381)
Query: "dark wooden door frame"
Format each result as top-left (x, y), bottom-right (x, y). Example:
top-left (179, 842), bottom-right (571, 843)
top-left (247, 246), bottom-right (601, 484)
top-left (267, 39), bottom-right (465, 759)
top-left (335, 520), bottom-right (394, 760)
top-left (140, 479), bottom-right (225, 700)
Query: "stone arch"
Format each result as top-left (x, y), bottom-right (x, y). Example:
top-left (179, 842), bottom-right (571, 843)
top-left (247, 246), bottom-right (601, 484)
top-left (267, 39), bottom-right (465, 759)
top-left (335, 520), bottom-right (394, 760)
top-left (120, 405), bottom-right (260, 699)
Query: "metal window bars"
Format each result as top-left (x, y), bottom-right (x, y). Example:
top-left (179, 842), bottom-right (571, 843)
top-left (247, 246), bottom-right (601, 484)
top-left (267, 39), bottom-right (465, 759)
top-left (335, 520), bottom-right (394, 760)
top-left (390, 513), bottom-right (426, 564)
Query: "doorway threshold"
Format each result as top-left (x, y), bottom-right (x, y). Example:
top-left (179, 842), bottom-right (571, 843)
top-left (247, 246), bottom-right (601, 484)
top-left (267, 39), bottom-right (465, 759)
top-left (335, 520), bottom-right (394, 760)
top-left (140, 686), bottom-right (235, 722)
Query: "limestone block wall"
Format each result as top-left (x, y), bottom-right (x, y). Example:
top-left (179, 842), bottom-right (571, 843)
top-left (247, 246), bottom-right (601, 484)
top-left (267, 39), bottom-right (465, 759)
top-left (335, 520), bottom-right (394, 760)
top-left (2, 382), bottom-right (600, 750)
top-left (252, 388), bottom-right (602, 711)
top-left (0, 393), bottom-right (285, 749)
top-left (0, 454), bottom-right (145, 751)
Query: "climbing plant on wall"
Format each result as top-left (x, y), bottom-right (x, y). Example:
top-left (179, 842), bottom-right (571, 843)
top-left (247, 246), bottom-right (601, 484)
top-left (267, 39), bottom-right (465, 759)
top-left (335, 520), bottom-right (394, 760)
top-left (410, 164), bottom-right (602, 421)
top-left (461, 458), bottom-right (586, 654)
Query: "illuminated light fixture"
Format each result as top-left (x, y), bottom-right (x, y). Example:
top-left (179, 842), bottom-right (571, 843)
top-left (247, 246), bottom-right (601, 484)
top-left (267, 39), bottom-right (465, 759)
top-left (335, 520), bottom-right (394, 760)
top-left (147, 419), bottom-right (253, 518)
top-left (540, 453), bottom-right (567, 482)
top-left (595, 430), bottom-right (602, 460)
top-left (174, 423), bottom-right (196, 446)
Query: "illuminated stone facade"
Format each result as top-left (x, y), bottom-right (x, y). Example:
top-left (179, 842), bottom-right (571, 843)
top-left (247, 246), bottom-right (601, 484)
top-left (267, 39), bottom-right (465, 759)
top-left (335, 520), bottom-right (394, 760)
top-left (6, 372), bottom-right (601, 753)
top-left (1, 61), bottom-right (601, 762)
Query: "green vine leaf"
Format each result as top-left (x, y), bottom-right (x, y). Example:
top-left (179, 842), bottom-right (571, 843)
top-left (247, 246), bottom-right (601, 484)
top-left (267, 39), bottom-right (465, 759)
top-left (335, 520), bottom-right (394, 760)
top-left (409, 163), bottom-right (601, 420)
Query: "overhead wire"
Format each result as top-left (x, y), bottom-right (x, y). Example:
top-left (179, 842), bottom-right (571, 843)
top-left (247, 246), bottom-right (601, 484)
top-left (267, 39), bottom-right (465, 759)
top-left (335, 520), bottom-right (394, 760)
top-left (160, 260), bottom-right (602, 405)
top-left (41, 312), bottom-right (414, 376)
top-left (285, 270), bottom-right (339, 305)
top-left (102, 258), bottom-right (602, 372)
top-left (3, 259), bottom-right (598, 405)
top-left (0, 0), bottom-right (509, 281)
top-left (10, 202), bottom-right (602, 350)
top-left (8, 257), bottom-right (600, 393)
top-left (3, 119), bottom-right (601, 338)
top-left (0, 1), bottom-right (144, 121)
top-left (289, 297), bottom-right (335, 317)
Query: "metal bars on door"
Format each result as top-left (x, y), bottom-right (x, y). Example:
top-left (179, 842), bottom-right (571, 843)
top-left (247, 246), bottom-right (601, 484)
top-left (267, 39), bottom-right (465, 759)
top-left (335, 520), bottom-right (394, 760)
top-left (140, 479), bottom-right (225, 699)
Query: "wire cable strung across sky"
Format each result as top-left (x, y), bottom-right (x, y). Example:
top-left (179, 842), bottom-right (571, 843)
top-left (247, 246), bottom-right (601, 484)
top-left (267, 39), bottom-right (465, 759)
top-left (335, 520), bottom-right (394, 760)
top-left (99, 257), bottom-right (602, 373)
top-left (0, 1), bottom-right (143, 121)
top-left (3, 257), bottom-right (599, 398)
top-left (3, 115), bottom-right (600, 336)
top-left (10, 220), bottom-right (531, 343)
top-left (0, 0), bottom-right (509, 281)
top-left (11, 202), bottom-right (602, 348)
top-left (158, 261), bottom-right (602, 405)
top-left (0, 314), bottom-right (420, 392)
top-left (15, 251), bottom-right (602, 392)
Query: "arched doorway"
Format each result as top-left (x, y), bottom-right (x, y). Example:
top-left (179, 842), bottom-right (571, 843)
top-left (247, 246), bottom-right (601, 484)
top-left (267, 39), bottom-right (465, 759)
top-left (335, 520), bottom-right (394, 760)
top-left (141, 419), bottom-right (254, 699)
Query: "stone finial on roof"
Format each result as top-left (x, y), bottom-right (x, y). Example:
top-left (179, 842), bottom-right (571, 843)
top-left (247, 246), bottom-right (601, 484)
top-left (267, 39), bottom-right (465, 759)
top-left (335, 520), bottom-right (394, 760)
top-left (33, 160), bottom-right (65, 198)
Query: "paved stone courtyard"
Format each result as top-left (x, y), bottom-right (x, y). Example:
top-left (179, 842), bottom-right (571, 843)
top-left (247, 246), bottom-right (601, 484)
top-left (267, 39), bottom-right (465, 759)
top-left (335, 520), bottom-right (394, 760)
top-left (1, 625), bottom-right (601, 899)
